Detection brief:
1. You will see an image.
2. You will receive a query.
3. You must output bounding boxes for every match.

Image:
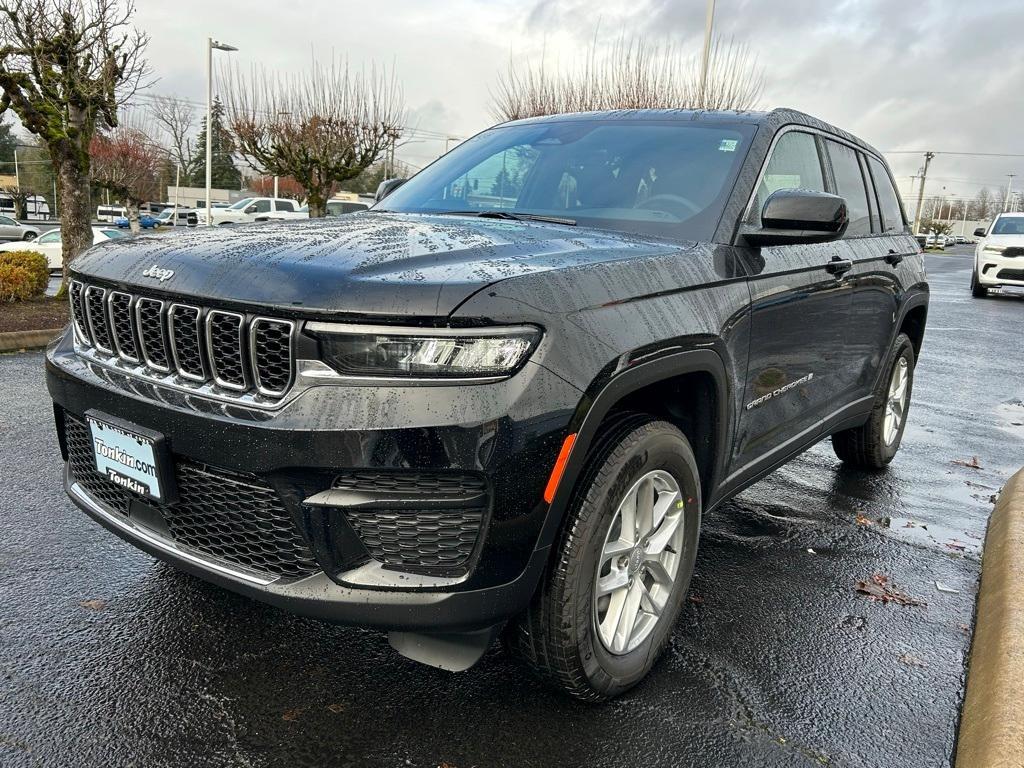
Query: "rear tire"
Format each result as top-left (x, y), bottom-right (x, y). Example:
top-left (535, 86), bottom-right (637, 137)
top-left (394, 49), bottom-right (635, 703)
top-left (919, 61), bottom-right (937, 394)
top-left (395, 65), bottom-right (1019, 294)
top-left (507, 417), bottom-right (701, 701)
top-left (971, 269), bottom-right (988, 298)
top-left (832, 333), bottom-right (915, 469)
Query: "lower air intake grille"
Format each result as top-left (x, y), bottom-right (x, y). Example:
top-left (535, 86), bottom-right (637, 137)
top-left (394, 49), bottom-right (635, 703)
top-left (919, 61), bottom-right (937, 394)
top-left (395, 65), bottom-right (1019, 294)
top-left (996, 268), bottom-right (1024, 281)
top-left (64, 415), bottom-right (319, 580)
top-left (333, 472), bottom-right (488, 572)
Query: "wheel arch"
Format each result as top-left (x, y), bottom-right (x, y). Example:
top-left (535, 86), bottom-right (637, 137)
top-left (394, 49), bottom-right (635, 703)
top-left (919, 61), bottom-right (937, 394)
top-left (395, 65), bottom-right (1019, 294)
top-left (535, 348), bottom-right (732, 554)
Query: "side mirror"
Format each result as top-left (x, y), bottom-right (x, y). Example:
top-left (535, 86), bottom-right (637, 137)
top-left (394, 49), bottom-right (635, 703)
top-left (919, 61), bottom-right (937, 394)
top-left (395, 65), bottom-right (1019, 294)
top-left (245, 205), bottom-right (257, 214)
top-left (375, 178), bottom-right (407, 203)
top-left (973, 227), bottom-right (987, 238)
top-left (743, 189), bottom-right (849, 247)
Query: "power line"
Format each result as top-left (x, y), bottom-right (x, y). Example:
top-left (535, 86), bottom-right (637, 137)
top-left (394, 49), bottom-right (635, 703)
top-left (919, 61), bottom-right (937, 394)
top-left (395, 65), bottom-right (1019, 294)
top-left (886, 150), bottom-right (1024, 159)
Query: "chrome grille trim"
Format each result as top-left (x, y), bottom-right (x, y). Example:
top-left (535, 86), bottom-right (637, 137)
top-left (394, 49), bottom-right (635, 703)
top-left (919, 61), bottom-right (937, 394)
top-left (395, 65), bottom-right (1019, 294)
top-left (84, 286), bottom-right (114, 354)
top-left (68, 280), bottom-right (90, 344)
top-left (107, 290), bottom-right (140, 363)
top-left (205, 310), bottom-right (248, 391)
top-left (70, 279), bottom-right (296, 405)
top-left (167, 303), bottom-right (206, 382)
top-left (135, 297), bottom-right (171, 373)
top-left (250, 317), bottom-right (295, 397)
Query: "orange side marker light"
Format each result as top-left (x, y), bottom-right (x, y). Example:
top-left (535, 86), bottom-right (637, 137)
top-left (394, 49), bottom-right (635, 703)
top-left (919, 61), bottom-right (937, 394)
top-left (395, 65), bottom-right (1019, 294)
top-left (543, 433), bottom-right (577, 504)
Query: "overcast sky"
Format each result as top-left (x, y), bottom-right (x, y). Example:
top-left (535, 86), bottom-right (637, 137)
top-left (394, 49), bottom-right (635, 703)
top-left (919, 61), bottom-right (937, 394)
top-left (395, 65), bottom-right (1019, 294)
top-left (135, 0), bottom-right (1024, 209)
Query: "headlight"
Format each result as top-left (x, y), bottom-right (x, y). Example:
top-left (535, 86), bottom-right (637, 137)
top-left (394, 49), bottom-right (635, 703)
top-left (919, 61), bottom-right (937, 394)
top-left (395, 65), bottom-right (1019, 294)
top-left (307, 323), bottom-right (541, 380)
top-left (983, 245), bottom-right (1006, 254)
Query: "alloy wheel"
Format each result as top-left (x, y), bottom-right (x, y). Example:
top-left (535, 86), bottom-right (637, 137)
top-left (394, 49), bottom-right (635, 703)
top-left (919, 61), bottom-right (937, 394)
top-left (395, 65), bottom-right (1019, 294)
top-left (593, 469), bottom-right (686, 655)
top-left (883, 356), bottom-right (909, 445)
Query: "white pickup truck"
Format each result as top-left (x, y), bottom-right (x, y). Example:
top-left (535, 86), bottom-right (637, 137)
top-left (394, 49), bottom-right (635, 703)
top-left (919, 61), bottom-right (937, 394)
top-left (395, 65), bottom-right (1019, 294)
top-left (194, 197), bottom-right (309, 226)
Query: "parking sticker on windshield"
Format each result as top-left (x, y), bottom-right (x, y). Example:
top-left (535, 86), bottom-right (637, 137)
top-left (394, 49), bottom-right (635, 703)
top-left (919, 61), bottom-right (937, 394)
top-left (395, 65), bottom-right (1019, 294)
top-left (719, 139), bottom-right (739, 152)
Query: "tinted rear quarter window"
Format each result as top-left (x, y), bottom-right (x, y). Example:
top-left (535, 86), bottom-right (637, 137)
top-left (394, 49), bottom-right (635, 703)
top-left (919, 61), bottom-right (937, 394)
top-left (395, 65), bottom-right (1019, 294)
top-left (867, 156), bottom-right (907, 232)
top-left (826, 141), bottom-right (872, 237)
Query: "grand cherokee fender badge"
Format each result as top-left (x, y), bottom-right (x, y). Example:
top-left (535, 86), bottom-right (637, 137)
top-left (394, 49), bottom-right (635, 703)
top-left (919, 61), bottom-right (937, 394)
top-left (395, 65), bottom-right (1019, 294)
top-left (745, 372), bottom-right (814, 411)
top-left (142, 264), bottom-right (174, 282)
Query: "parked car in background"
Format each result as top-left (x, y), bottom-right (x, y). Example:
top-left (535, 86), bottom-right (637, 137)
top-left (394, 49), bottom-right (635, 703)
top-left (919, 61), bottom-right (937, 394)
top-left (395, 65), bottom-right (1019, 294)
top-left (972, 212), bottom-right (1024, 297)
top-left (193, 197), bottom-right (308, 226)
top-left (925, 233), bottom-right (945, 250)
top-left (954, 235), bottom-right (967, 244)
top-left (298, 200), bottom-right (370, 216)
top-left (0, 214), bottom-right (39, 241)
top-left (114, 214), bottom-right (161, 229)
top-left (0, 226), bottom-right (129, 270)
top-left (156, 208), bottom-right (195, 227)
top-left (49, 107), bottom-right (928, 700)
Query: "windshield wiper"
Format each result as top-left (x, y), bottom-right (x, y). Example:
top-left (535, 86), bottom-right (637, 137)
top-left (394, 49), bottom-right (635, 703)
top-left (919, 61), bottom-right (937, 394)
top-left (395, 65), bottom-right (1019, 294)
top-left (435, 210), bottom-right (577, 226)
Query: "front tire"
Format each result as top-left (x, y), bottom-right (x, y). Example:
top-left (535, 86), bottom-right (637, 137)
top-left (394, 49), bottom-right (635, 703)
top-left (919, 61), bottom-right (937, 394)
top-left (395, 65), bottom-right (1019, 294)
top-left (507, 417), bottom-right (701, 701)
top-left (832, 333), bottom-right (915, 469)
top-left (971, 269), bottom-right (988, 298)
top-left (22, 231), bottom-right (36, 241)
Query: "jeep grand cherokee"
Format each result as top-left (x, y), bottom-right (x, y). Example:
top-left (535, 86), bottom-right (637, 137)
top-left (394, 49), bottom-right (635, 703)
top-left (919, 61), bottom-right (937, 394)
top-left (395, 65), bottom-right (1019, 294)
top-left (46, 108), bottom-right (927, 700)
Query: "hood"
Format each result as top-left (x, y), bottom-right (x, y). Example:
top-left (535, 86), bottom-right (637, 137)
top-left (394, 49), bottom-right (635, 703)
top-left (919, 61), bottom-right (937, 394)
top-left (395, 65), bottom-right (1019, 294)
top-left (70, 213), bottom-right (680, 318)
top-left (982, 233), bottom-right (1024, 250)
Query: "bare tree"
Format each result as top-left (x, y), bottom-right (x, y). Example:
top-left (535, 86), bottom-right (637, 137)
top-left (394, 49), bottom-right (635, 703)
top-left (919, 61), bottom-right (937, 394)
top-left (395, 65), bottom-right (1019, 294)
top-left (91, 128), bottom-right (162, 232)
top-left (221, 58), bottom-right (404, 217)
top-left (491, 35), bottom-right (765, 122)
top-left (148, 94), bottom-right (196, 174)
top-left (0, 0), bottom-right (149, 289)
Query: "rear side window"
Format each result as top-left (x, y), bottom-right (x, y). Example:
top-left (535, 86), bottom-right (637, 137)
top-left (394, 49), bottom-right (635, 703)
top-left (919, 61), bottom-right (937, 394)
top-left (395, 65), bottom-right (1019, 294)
top-left (274, 199), bottom-right (295, 212)
top-left (826, 141), bottom-right (871, 237)
top-left (867, 156), bottom-right (907, 232)
top-left (751, 131), bottom-right (826, 220)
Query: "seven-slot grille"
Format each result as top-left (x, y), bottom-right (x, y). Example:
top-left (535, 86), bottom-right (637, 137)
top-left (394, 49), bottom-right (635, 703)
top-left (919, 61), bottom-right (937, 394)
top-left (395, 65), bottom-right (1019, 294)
top-left (71, 279), bottom-right (295, 400)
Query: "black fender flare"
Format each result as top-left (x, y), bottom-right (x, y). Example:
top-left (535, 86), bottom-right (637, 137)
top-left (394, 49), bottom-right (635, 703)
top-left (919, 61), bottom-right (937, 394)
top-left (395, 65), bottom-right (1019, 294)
top-left (533, 348), bottom-right (732, 554)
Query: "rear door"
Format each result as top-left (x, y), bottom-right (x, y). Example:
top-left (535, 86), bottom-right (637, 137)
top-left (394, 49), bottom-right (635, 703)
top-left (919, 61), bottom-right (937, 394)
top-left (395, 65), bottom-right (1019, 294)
top-left (731, 129), bottom-right (854, 474)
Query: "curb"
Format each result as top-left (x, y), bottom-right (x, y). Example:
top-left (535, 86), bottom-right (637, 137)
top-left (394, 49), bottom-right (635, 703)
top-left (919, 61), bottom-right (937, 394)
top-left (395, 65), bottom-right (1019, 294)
top-left (0, 328), bottom-right (61, 353)
top-left (956, 467), bottom-right (1024, 767)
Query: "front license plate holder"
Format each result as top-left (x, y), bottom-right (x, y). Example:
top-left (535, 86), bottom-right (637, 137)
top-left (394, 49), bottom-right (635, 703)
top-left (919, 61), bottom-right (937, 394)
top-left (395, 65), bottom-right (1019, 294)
top-left (85, 409), bottom-right (177, 504)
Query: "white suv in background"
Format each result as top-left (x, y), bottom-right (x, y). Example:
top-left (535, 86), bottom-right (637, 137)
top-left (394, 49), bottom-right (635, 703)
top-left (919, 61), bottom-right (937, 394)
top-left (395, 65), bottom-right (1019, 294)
top-left (193, 197), bottom-right (309, 226)
top-left (972, 213), bottom-right (1024, 297)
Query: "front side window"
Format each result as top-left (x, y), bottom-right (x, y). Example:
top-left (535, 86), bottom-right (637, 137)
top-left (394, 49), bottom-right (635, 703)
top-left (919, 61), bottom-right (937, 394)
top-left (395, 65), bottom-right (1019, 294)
top-left (380, 119), bottom-right (756, 240)
top-left (752, 131), bottom-right (827, 222)
top-left (867, 156), bottom-right (907, 233)
top-left (251, 199), bottom-right (272, 213)
top-left (826, 141), bottom-right (872, 237)
top-left (0, 215), bottom-right (16, 226)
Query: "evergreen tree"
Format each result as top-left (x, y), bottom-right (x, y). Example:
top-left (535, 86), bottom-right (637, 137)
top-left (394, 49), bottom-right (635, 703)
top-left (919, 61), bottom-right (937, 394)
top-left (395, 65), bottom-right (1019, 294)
top-left (187, 97), bottom-right (241, 189)
top-left (0, 119), bottom-right (16, 170)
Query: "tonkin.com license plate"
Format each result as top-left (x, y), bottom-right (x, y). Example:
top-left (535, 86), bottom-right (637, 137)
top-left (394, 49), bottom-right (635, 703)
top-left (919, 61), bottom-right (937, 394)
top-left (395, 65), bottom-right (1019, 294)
top-left (86, 411), bottom-right (173, 502)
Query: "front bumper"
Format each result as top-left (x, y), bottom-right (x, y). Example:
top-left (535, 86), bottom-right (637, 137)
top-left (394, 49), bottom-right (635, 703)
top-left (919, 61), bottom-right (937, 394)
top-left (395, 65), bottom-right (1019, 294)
top-left (977, 253), bottom-right (1024, 286)
top-left (47, 328), bottom-right (581, 631)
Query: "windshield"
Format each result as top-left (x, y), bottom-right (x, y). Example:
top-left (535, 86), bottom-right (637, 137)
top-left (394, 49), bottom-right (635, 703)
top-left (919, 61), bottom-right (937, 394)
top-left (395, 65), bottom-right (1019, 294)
top-left (991, 217), bottom-right (1024, 235)
top-left (228, 198), bottom-right (254, 210)
top-left (379, 118), bottom-right (754, 239)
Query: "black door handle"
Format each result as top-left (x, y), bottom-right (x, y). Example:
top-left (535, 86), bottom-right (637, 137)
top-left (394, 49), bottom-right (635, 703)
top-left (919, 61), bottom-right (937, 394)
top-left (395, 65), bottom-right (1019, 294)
top-left (825, 258), bottom-right (853, 276)
top-left (885, 250), bottom-right (905, 266)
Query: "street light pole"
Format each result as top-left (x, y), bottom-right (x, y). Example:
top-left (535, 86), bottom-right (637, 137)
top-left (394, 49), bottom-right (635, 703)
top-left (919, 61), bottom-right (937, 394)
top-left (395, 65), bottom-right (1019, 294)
top-left (700, 0), bottom-right (716, 105)
top-left (1005, 174), bottom-right (1016, 213)
top-left (206, 37), bottom-right (238, 226)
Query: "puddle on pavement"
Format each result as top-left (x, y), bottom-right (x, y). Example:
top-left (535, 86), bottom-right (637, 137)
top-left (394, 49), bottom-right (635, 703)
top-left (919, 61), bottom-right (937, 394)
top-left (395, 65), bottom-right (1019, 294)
top-left (996, 398), bottom-right (1024, 440)
top-left (878, 515), bottom-right (984, 559)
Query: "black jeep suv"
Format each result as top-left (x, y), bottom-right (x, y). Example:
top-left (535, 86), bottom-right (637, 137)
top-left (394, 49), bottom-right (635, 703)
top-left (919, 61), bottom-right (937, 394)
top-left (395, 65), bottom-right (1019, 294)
top-left (46, 108), bottom-right (927, 700)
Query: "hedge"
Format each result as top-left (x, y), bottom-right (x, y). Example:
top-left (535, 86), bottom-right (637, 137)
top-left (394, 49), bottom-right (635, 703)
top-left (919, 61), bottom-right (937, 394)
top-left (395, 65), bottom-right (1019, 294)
top-left (0, 251), bottom-right (48, 296)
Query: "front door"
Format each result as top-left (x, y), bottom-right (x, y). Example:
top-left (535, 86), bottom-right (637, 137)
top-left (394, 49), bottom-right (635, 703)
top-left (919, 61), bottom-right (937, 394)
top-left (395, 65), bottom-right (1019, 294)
top-left (730, 129), bottom-right (854, 475)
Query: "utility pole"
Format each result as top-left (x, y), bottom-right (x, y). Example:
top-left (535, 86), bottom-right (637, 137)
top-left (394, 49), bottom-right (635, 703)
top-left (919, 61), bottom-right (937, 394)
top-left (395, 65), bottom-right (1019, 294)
top-left (912, 151), bottom-right (935, 235)
top-left (1006, 174), bottom-right (1016, 212)
top-left (700, 0), bottom-right (716, 105)
top-left (961, 200), bottom-right (969, 236)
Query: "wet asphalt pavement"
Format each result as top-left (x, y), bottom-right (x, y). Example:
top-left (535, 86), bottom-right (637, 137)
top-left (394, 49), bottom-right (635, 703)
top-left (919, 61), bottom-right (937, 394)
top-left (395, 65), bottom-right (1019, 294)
top-left (2, 246), bottom-right (1022, 768)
